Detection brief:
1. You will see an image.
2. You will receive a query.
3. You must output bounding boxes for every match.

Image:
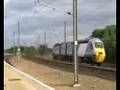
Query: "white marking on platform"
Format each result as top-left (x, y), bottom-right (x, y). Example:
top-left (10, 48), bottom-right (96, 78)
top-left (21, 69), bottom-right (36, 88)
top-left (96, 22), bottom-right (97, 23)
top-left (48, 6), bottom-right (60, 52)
top-left (4, 61), bottom-right (55, 90)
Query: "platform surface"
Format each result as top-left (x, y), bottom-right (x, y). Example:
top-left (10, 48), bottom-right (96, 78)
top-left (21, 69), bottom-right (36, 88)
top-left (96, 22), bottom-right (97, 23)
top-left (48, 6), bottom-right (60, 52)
top-left (7, 56), bottom-right (116, 90)
top-left (4, 63), bottom-right (36, 90)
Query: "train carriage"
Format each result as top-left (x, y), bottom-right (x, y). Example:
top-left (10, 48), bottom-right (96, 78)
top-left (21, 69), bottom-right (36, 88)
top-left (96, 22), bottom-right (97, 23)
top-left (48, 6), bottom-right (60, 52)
top-left (52, 37), bottom-right (106, 65)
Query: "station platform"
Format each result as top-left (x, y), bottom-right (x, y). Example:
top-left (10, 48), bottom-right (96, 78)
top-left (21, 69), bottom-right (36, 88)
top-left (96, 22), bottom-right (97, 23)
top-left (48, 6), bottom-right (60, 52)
top-left (4, 63), bottom-right (36, 90)
top-left (6, 56), bottom-right (115, 90)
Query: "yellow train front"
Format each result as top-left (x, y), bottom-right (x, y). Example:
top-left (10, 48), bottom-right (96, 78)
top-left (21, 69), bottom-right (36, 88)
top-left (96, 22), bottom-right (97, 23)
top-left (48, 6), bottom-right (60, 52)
top-left (94, 42), bottom-right (106, 65)
top-left (81, 38), bottom-right (106, 65)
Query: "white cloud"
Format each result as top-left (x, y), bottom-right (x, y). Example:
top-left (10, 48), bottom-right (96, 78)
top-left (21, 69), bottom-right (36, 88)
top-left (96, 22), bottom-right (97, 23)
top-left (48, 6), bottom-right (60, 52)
top-left (4, 0), bottom-right (116, 49)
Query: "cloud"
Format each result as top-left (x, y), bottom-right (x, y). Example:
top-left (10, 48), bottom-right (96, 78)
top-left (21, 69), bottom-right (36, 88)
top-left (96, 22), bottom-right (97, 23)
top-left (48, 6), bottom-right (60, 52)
top-left (4, 0), bottom-right (116, 49)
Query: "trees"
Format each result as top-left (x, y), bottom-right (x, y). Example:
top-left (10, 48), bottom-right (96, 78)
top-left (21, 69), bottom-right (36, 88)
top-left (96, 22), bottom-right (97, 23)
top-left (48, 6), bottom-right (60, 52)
top-left (5, 46), bottom-right (18, 53)
top-left (91, 25), bottom-right (116, 64)
top-left (5, 44), bottom-right (52, 56)
top-left (38, 44), bottom-right (52, 55)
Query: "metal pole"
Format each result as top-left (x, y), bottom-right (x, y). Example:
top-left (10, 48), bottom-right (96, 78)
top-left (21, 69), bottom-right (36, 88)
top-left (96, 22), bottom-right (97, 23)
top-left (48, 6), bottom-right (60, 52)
top-left (44, 30), bottom-right (46, 45)
top-left (73, 0), bottom-right (80, 87)
top-left (64, 21), bottom-right (66, 43)
top-left (64, 21), bottom-right (67, 60)
top-left (23, 42), bottom-right (26, 55)
top-left (13, 32), bottom-right (16, 55)
top-left (18, 20), bottom-right (20, 50)
top-left (17, 19), bottom-right (21, 60)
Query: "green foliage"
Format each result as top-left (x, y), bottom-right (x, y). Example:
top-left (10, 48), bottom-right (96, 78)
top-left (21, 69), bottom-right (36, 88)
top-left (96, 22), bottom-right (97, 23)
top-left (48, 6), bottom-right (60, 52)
top-left (5, 44), bottom-right (52, 56)
top-left (91, 25), bottom-right (116, 64)
top-left (23, 46), bottom-right (37, 55)
top-left (38, 44), bottom-right (52, 55)
top-left (5, 46), bottom-right (18, 53)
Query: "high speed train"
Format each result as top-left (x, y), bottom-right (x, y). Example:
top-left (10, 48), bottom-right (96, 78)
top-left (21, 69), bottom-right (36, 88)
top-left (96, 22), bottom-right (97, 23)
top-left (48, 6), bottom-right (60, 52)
top-left (52, 37), bottom-right (106, 65)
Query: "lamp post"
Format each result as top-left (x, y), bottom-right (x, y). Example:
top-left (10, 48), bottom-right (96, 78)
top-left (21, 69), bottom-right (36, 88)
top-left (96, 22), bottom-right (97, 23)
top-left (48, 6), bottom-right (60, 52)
top-left (17, 19), bottom-right (21, 60)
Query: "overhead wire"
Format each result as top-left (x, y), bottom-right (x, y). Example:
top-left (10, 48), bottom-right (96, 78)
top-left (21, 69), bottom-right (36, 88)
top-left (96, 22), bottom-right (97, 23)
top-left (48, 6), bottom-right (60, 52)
top-left (70, 0), bottom-right (114, 41)
top-left (33, 0), bottom-right (72, 15)
top-left (32, 0), bottom-right (115, 45)
top-left (33, 0), bottom-right (114, 24)
top-left (18, 0), bottom-right (115, 23)
top-left (33, 0), bottom-right (114, 17)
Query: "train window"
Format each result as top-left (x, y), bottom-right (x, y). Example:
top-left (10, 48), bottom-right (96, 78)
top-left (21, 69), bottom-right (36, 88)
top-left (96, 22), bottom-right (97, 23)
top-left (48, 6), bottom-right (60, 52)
top-left (90, 43), bottom-right (93, 49)
top-left (94, 42), bottom-right (103, 48)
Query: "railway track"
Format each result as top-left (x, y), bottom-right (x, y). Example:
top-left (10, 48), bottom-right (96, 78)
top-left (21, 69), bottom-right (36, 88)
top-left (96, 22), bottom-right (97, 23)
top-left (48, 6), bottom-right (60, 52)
top-left (4, 54), bottom-right (116, 73)
top-left (4, 55), bottom-right (116, 81)
top-left (23, 55), bottom-right (116, 72)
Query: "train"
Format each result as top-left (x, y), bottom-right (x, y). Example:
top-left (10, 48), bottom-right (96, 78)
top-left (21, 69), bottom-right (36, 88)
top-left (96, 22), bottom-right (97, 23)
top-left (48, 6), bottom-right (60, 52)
top-left (52, 37), bottom-right (106, 65)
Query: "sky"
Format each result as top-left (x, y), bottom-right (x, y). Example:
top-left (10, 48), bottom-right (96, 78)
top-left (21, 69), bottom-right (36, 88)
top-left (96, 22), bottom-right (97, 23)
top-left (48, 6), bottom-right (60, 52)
top-left (4, 0), bottom-right (116, 49)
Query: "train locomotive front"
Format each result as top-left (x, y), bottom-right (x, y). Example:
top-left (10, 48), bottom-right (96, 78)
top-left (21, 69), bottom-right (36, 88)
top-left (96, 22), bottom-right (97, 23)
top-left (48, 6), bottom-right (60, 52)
top-left (83, 38), bottom-right (106, 65)
top-left (52, 37), bottom-right (106, 65)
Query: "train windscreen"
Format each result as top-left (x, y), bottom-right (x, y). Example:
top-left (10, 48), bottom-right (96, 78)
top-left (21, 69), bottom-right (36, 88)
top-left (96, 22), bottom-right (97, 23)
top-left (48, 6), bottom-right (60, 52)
top-left (94, 42), bottom-right (103, 48)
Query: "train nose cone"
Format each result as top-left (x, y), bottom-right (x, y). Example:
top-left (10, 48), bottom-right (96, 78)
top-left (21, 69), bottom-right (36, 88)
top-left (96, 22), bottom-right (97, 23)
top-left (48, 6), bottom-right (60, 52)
top-left (96, 52), bottom-right (105, 63)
